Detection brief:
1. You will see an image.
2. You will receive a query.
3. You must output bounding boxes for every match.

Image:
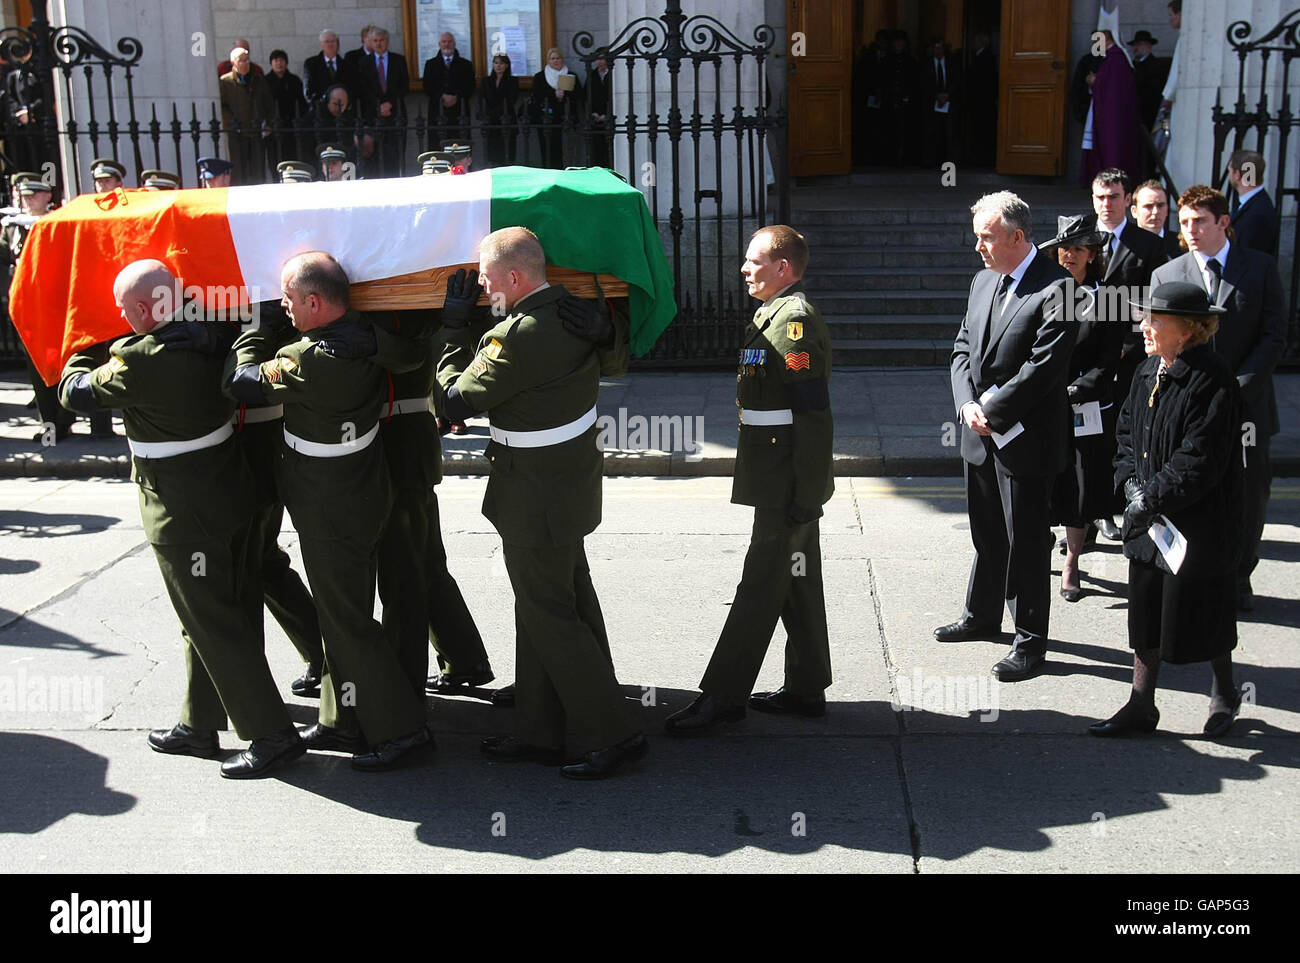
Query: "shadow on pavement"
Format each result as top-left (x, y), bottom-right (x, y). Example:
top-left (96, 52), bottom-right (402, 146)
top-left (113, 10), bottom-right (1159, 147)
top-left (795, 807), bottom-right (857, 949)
top-left (0, 509), bottom-right (122, 538)
top-left (0, 732), bottom-right (135, 833)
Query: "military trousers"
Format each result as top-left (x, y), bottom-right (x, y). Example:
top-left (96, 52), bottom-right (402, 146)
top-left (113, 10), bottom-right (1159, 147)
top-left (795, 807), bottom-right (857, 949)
top-left (152, 525), bottom-right (291, 740)
top-left (700, 507), bottom-right (832, 705)
top-left (256, 500), bottom-right (325, 668)
top-left (298, 530), bottom-right (428, 745)
top-left (502, 539), bottom-right (631, 754)
top-left (424, 488), bottom-right (492, 675)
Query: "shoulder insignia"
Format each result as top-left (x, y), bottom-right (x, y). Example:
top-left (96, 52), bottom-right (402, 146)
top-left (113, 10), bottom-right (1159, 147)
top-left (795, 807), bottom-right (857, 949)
top-left (471, 357), bottom-right (489, 377)
top-left (261, 358), bottom-right (283, 384)
top-left (96, 355), bottom-right (126, 384)
top-left (484, 339), bottom-right (503, 360)
top-left (280, 356), bottom-right (297, 372)
top-left (786, 321), bottom-right (803, 341)
top-left (785, 351), bottom-right (811, 371)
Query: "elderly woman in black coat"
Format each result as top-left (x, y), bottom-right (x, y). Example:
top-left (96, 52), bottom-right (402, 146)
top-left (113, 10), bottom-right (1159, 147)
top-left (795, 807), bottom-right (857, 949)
top-left (1091, 281), bottom-right (1244, 739)
top-left (1039, 215), bottom-right (1124, 601)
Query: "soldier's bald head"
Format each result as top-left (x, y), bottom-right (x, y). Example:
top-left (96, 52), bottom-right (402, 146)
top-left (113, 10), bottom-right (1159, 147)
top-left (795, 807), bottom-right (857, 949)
top-left (479, 226), bottom-right (546, 284)
top-left (113, 259), bottom-right (177, 332)
top-left (280, 251), bottom-right (349, 329)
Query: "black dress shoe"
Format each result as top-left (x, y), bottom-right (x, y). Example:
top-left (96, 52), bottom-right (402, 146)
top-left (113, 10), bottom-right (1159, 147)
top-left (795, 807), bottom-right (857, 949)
top-left (664, 693), bottom-right (745, 736)
top-left (1095, 517), bottom-right (1122, 541)
top-left (299, 721), bottom-right (367, 754)
top-left (426, 668), bottom-right (495, 695)
top-left (933, 618), bottom-right (1000, 642)
top-left (560, 733), bottom-right (648, 780)
top-left (1060, 585), bottom-right (1083, 603)
top-left (748, 686), bottom-right (826, 717)
top-left (992, 649), bottom-right (1045, 682)
top-left (480, 734), bottom-right (564, 765)
top-left (220, 726), bottom-right (307, 779)
top-left (1204, 690), bottom-right (1242, 738)
top-left (490, 683), bottom-right (516, 707)
top-left (1089, 702), bottom-right (1160, 738)
top-left (147, 723), bottom-right (219, 758)
top-left (291, 664), bottom-right (322, 697)
top-left (351, 726), bottom-right (434, 772)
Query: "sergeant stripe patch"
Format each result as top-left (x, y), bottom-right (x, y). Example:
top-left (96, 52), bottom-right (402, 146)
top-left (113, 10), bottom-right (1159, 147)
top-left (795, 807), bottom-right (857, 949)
top-left (785, 351), bottom-right (811, 371)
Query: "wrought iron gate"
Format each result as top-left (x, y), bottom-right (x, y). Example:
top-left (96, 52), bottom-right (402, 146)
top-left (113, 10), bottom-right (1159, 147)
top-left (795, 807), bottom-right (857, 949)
top-left (1211, 8), bottom-right (1300, 363)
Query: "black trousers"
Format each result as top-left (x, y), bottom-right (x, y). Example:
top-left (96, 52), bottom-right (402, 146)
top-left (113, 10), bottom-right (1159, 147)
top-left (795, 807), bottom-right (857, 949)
top-left (962, 455), bottom-right (1054, 653)
top-left (1238, 428), bottom-right (1272, 587)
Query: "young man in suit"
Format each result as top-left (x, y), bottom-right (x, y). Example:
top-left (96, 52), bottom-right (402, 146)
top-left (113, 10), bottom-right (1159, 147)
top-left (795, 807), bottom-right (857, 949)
top-left (920, 37), bottom-right (960, 166)
top-left (1227, 149), bottom-right (1280, 256)
top-left (1131, 179), bottom-right (1184, 260)
top-left (1151, 185), bottom-right (1286, 611)
top-left (937, 192), bottom-right (1076, 681)
top-left (423, 32), bottom-right (476, 148)
top-left (357, 27), bottom-right (408, 176)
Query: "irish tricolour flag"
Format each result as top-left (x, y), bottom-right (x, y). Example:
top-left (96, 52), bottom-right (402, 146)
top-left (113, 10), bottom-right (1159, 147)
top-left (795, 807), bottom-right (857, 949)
top-left (12, 166), bottom-right (676, 385)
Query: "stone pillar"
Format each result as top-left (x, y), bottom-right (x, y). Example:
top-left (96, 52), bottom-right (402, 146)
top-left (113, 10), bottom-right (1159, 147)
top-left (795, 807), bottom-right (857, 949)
top-left (50, 0), bottom-right (219, 190)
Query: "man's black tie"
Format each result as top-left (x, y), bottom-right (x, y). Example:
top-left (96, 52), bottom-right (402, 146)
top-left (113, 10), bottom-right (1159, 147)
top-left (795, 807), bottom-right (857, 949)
top-left (988, 273), bottom-right (1012, 333)
top-left (1207, 257), bottom-right (1222, 304)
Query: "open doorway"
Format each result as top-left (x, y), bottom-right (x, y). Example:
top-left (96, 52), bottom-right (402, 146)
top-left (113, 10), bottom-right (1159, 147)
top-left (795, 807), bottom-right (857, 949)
top-left (851, 0), bottom-right (1001, 170)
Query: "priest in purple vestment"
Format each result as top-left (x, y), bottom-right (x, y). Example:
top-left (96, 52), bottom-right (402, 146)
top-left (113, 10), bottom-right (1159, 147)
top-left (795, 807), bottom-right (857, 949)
top-left (1080, 33), bottom-right (1140, 185)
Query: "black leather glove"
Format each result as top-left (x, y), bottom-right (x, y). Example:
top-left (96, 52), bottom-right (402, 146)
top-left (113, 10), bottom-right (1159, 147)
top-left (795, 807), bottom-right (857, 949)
top-left (786, 503), bottom-right (823, 526)
top-left (315, 320), bottom-right (377, 359)
top-left (1122, 490), bottom-right (1157, 534)
top-left (155, 319), bottom-right (236, 354)
top-left (442, 268), bottom-right (481, 329)
top-left (1123, 477), bottom-right (1143, 503)
top-left (558, 293), bottom-right (614, 347)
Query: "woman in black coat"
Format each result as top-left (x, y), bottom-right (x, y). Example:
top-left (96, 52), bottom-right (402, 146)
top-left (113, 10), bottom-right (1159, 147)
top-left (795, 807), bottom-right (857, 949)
top-left (480, 54), bottom-right (519, 167)
top-left (1039, 215), bottom-right (1124, 601)
top-left (530, 47), bottom-right (581, 168)
top-left (1091, 281), bottom-right (1244, 739)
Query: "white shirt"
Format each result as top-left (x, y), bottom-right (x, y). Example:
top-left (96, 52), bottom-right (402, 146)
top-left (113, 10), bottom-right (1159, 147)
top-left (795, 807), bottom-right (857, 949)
top-left (1003, 245), bottom-right (1037, 302)
top-left (1099, 216), bottom-right (1127, 260)
top-left (1192, 239), bottom-right (1230, 297)
top-left (1236, 184), bottom-right (1264, 209)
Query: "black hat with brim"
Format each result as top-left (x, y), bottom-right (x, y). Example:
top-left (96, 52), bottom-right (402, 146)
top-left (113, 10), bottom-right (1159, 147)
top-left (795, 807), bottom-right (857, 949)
top-left (1038, 213), bottom-right (1108, 251)
top-left (1130, 280), bottom-right (1226, 317)
top-left (1128, 30), bottom-right (1158, 45)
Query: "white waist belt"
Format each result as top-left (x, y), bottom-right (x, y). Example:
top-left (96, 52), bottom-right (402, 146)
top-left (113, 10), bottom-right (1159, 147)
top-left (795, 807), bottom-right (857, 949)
top-left (740, 408), bottom-right (793, 426)
top-left (383, 396), bottom-right (432, 417)
top-left (283, 421), bottom-right (379, 458)
top-left (489, 405), bottom-right (598, 448)
top-left (128, 422), bottom-right (234, 459)
top-left (235, 404), bottom-right (284, 425)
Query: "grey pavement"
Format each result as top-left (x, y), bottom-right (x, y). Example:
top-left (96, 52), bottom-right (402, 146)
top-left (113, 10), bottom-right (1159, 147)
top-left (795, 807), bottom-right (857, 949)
top-left (1, 474), bottom-right (1297, 872)
top-left (5, 367), bottom-right (1300, 479)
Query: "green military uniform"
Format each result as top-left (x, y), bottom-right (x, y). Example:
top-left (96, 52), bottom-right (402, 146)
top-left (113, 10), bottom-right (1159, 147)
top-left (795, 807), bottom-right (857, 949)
top-left (371, 310), bottom-right (491, 696)
top-left (226, 312), bottom-right (325, 672)
top-left (58, 316), bottom-right (292, 740)
top-left (226, 311), bottom-right (426, 745)
top-left (699, 280), bottom-right (835, 704)
top-left (439, 284), bottom-right (632, 754)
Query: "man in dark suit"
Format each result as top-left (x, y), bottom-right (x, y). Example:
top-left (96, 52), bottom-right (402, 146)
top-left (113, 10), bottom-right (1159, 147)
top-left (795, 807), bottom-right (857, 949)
top-left (919, 37), bottom-right (961, 166)
top-left (586, 51), bottom-right (612, 167)
top-left (1088, 168), bottom-right (1168, 464)
top-left (1152, 185), bottom-right (1286, 611)
top-left (1227, 149), bottom-right (1280, 255)
top-left (1128, 30), bottom-right (1169, 129)
top-left (938, 192), bottom-right (1075, 681)
top-left (422, 32), bottom-right (476, 148)
top-left (357, 27), bottom-right (408, 176)
top-left (964, 33), bottom-right (997, 166)
top-left (1131, 178), bottom-right (1184, 259)
top-left (343, 25), bottom-right (374, 75)
top-left (304, 29), bottom-right (357, 105)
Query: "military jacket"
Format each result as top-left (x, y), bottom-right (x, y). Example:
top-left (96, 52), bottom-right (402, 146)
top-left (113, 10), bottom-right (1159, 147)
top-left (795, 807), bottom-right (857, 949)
top-left (732, 280), bottom-right (834, 511)
top-left (371, 309), bottom-right (443, 490)
top-left (59, 316), bottom-right (254, 545)
top-left (438, 284), bottom-right (602, 547)
top-left (225, 309), bottom-right (393, 541)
